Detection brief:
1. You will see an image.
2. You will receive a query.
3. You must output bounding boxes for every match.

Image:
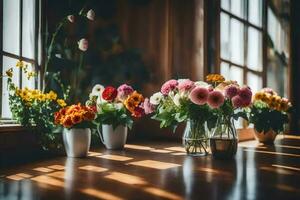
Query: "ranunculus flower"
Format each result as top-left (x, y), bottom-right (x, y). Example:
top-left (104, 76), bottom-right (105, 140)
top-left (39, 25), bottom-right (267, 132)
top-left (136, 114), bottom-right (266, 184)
top-left (224, 85), bottom-right (239, 99)
top-left (117, 84), bottom-right (134, 100)
top-left (232, 95), bottom-right (243, 108)
top-left (78, 38), bottom-right (88, 51)
top-left (87, 9), bottom-right (95, 21)
top-left (102, 86), bottom-right (118, 102)
top-left (143, 98), bottom-right (155, 114)
top-left (207, 90), bottom-right (225, 108)
top-left (238, 86), bottom-right (252, 107)
top-left (189, 87), bottom-right (209, 105)
top-left (67, 15), bottom-right (75, 23)
top-left (177, 79), bottom-right (195, 92)
top-left (161, 79), bottom-right (178, 95)
top-left (132, 106), bottom-right (145, 118)
top-left (150, 92), bottom-right (163, 105)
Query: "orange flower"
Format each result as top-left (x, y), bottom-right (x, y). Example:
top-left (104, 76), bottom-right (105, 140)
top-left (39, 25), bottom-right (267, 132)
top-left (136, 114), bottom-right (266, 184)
top-left (63, 116), bottom-right (73, 128)
top-left (54, 112), bottom-right (62, 124)
top-left (71, 114), bottom-right (83, 124)
top-left (124, 97), bottom-right (136, 112)
top-left (83, 111), bottom-right (95, 121)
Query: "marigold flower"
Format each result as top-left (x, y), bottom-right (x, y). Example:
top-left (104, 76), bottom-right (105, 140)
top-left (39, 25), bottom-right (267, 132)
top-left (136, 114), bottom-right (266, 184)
top-left (206, 74), bottom-right (225, 83)
top-left (128, 91), bottom-right (144, 106)
top-left (63, 116), bottom-right (73, 128)
top-left (57, 99), bottom-right (67, 107)
top-left (71, 114), bottom-right (83, 124)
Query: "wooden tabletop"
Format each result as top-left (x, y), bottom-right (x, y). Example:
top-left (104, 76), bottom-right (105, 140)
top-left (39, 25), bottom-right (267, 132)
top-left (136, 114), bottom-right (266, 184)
top-left (1, 135), bottom-right (300, 200)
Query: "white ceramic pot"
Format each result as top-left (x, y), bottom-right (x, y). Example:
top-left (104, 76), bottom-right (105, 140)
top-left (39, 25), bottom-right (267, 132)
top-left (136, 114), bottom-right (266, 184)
top-left (98, 125), bottom-right (128, 150)
top-left (63, 128), bottom-right (91, 157)
top-left (254, 129), bottom-right (277, 144)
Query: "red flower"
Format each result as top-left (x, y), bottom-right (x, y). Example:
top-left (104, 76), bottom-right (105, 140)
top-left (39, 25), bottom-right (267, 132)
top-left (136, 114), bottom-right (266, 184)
top-left (131, 107), bottom-right (145, 118)
top-left (102, 86), bottom-right (118, 101)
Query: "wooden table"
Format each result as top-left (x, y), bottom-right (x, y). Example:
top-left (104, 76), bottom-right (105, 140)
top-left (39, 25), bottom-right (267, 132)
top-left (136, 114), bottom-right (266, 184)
top-left (1, 135), bottom-right (300, 200)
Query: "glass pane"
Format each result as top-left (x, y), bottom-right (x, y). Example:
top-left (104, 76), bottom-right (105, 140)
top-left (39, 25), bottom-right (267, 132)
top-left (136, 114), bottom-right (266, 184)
top-left (221, 0), bottom-right (230, 11)
top-left (247, 27), bottom-right (262, 71)
top-left (220, 13), bottom-right (230, 60)
top-left (3, 0), bottom-right (20, 55)
top-left (230, 66), bottom-right (243, 85)
top-left (248, 0), bottom-right (262, 27)
top-left (22, 0), bottom-right (36, 59)
top-left (2, 56), bottom-right (20, 118)
top-left (230, 18), bottom-right (244, 65)
top-left (22, 62), bottom-right (35, 89)
top-left (231, 0), bottom-right (245, 19)
top-left (220, 62), bottom-right (230, 80)
top-left (247, 72), bottom-right (262, 94)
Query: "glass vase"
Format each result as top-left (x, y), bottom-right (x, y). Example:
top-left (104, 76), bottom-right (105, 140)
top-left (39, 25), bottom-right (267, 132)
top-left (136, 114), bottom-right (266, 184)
top-left (210, 116), bottom-right (238, 159)
top-left (182, 119), bottom-right (209, 156)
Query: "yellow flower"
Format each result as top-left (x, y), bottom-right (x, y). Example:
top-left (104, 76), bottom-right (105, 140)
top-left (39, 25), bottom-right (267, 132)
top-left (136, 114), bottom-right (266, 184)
top-left (57, 99), bottom-right (67, 107)
top-left (38, 94), bottom-right (46, 101)
top-left (127, 91), bottom-right (144, 106)
top-left (47, 91), bottom-right (57, 100)
top-left (27, 71), bottom-right (36, 80)
top-left (206, 74), bottom-right (225, 83)
top-left (16, 60), bottom-right (25, 68)
top-left (5, 68), bottom-right (13, 78)
top-left (254, 92), bottom-right (263, 101)
top-left (124, 97), bottom-right (136, 112)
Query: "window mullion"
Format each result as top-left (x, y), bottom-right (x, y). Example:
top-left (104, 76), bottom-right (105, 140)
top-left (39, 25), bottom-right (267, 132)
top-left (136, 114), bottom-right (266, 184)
top-left (19, 0), bottom-right (23, 89)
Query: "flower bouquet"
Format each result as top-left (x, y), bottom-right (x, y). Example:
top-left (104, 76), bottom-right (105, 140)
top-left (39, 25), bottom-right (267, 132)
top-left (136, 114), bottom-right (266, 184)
top-left (148, 79), bottom-right (219, 156)
top-left (206, 74), bottom-right (252, 159)
top-left (87, 84), bottom-right (145, 149)
top-left (249, 88), bottom-right (292, 144)
top-left (5, 62), bottom-right (67, 150)
top-left (55, 104), bottom-right (96, 157)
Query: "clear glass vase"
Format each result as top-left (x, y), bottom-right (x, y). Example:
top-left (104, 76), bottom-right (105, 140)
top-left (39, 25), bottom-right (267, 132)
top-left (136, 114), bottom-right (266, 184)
top-left (210, 116), bottom-right (238, 159)
top-left (182, 119), bottom-right (209, 156)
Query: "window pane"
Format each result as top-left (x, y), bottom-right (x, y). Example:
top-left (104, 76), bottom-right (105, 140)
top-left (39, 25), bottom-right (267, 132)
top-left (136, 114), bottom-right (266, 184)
top-left (3, 0), bottom-right (20, 55)
top-left (230, 66), bottom-right (243, 85)
top-left (22, 62), bottom-right (35, 89)
top-left (220, 13), bottom-right (230, 60)
top-left (230, 18), bottom-right (244, 65)
top-left (247, 27), bottom-right (262, 71)
top-left (248, 0), bottom-right (262, 27)
top-left (221, 0), bottom-right (230, 11)
top-left (231, 0), bottom-right (245, 19)
top-left (2, 56), bottom-right (20, 118)
top-left (220, 62), bottom-right (230, 80)
top-left (247, 72), bottom-right (262, 94)
top-left (22, 0), bottom-right (36, 59)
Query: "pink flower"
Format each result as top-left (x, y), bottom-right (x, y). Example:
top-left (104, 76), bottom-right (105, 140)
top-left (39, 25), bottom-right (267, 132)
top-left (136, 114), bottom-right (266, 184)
top-left (67, 15), bottom-right (75, 23)
top-left (189, 87), bottom-right (209, 105)
top-left (143, 98), bottom-right (155, 114)
top-left (232, 95), bottom-right (243, 108)
top-left (177, 79), bottom-right (195, 92)
top-left (117, 84), bottom-right (134, 100)
top-left (161, 79), bottom-right (178, 95)
top-left (262, 87), bottom-right (277, 96)
top-left (87, 9), bottom-right (95, 21)
top-left (207, 90), bottom-right (225, 108)
top-left (78, 38), bottom-right (88, 51)
top-left (224, 85), bottom-right (239, 99)
top-left (238, 86), bottom-right (252, 107)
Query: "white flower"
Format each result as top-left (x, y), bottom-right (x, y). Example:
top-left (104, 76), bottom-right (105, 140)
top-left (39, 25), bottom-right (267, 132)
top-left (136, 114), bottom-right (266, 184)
top-left (92, 84), bottom-right (104, 96)
top-left (87, 9), bottom-right (95, 21)
top-left (194, 81), bottom-right (209, 87)
top-left (114, 103), bottom-right (124, 110)
top-left (78, 38), bottom-right (88, 51)
top-left (150, 92), bottom-right (163, 105)
top-left (173, 93), bottom-right (181, 106)
top-left (67, 15), bottom-right (75, 23)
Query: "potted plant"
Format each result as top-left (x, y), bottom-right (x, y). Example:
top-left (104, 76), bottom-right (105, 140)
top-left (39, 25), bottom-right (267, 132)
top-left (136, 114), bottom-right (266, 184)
top-left (206, 74), bottom-right (252, 159)
top-left (148, 79), bottom-right (219, 156)
top-left (55, 104), bottom-right (96, 157)
top-left (249, 88), bottom-right (292, 144)
top-left (5, 62), bottom-right (67, 151)
top-left (86, 84), bottom-right (145, 150)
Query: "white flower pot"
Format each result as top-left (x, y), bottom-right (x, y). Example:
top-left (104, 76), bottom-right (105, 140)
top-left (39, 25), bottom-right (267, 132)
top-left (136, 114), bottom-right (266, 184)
top-left (98, 125), bottom-right (128, 150)
top-left (63, 128), bottom-right (91, 157)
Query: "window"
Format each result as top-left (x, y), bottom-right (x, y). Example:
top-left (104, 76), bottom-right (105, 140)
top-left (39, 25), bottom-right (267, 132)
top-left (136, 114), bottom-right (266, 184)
top-left (1, 0), bottom-right (40, 120)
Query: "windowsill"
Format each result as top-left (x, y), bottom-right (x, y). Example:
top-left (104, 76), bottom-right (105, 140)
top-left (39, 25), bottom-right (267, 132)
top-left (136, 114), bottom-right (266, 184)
top-left (0, 123), bottom-right (26, 133)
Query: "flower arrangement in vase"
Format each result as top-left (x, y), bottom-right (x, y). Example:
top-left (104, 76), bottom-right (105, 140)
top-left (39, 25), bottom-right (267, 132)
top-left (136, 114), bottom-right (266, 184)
top-left (249, 88), bottom-right (292, 144)
top-left (5, 61), bottom-right (67, 151)
top-left (148, 79), bottom-right (219, 156)
top-left (86, 84), bottom-right (146, 149)
top-left (55, 104), bottom-right (96, 157)
top-left (206, 74), bottom-right (252, 159)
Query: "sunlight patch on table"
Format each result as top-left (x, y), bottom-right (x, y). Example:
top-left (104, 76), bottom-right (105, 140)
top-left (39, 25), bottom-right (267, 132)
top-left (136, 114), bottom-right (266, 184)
top-left (128, 160), bottom-right (181, 170)
top-left (98, 154), bottom-right (133, 161)
top-left (144, 187), bottom-right (183, 200)
top-left (105, 172), bottom-right (147, 185)
top-left (81, 188), bottom-right (124, 200)
top-left (79, 165), bottom-right (108, 173)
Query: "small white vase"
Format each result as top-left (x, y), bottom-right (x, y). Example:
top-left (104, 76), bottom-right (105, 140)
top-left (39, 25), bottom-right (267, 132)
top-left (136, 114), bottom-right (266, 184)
top-left (98, 125), bottom-right (128, 150)
top-left (63, 128), bottom-right (91, 157)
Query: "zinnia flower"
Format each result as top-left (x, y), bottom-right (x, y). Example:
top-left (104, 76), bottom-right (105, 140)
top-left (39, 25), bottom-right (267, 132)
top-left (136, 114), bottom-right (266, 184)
top-left (67, 15), bottom-right (75, 23)
top-left (143, 98), bottom-right (155, 114)
top-left (117, 84), bottom-right (134, 100)
top-left (224, 85), bottom-right (239, 99)
top-left (102, 86), bottom-right (118, 102)
top-left (131, 107), bottom-right (145, 118)
top-left (189, 87), bottom-right (209, 105)
top-left (207, 90), bottom-right (225, 108)
top-left (78, 38), bottom-right (88, 51)
top-left (150, 92), bottom-right (163, 105)
top-left (86, 9), bottom-right (95, 20)
top-left (238, 86), bottom-right (252, 107)
top-left (161, 79), bottom-right (178, 95)
top-left (177, 79), bottom-right (195, 92)
top-left (232, 95), bottom-right (243, 108)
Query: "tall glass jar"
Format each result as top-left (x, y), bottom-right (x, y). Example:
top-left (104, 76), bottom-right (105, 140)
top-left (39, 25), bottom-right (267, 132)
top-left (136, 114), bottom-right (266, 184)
top-left (182, 119), bottom-right (209, 156)
top-left (210, 116), bottom-right (238, 159)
